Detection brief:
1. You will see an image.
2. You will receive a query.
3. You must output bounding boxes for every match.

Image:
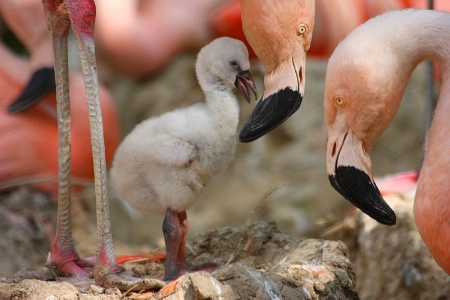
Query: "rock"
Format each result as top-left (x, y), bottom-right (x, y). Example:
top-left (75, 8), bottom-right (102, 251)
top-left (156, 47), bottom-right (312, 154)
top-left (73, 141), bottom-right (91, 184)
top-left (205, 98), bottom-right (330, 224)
top-left (0, 221), bottom-right (359, 299)
top-left (0, 279), bottom-right (79, 300)
top-left (0, 189), bottom-right (55, 277)
top-left (325, 189), bottom-right (450, 300)
top-left (148, 221), bottom-right (359, 299)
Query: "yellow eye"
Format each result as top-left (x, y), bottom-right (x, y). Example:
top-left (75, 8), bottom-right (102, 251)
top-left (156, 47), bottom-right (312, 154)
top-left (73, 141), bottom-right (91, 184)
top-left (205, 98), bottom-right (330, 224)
top-left (335, 96), bottom-right (345, 107)
top-left (297, 24), bottom-right (308, 36)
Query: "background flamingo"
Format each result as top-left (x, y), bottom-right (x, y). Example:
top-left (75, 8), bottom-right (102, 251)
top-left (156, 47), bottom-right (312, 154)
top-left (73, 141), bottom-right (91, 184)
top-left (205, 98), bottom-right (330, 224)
top-left (0, 0), bottom-right (119, 198)
top-left (94, 0), bottom-right (234, 79)
top-left (324, 9), bottom-right (450, 274)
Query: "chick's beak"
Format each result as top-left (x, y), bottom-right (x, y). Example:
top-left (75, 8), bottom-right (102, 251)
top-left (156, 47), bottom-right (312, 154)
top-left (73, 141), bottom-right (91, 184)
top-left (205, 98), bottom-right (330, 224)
top-left (235, 70), bottom-right (258, 104)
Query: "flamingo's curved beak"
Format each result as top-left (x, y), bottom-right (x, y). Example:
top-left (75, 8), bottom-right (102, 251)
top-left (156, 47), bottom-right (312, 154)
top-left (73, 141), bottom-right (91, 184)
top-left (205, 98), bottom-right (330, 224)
top-left (239, 53), bottom-right (304, 142)
top-left (235, 70), bottom-right (258, 103)
top-left (8, 67), bottom-right (55, 114)
top-left (328, 130), bottom-right (396, 225)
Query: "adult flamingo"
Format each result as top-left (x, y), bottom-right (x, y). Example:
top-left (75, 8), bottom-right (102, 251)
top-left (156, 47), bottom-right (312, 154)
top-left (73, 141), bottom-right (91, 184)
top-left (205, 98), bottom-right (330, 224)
top-left (238, 0), bottom-right (315, 142)
top-left (324, 9), bottom-right (450, 274)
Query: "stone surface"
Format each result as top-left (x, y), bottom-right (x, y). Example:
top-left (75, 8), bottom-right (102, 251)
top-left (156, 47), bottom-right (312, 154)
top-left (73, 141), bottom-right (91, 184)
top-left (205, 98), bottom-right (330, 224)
top-left (325, 190), bottom-right (450, 300)
top-left (1, 221), bottom-right (359, 300)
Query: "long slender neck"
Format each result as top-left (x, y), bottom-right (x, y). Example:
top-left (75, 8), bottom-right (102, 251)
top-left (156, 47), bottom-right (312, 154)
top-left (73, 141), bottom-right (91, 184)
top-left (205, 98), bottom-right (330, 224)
top-left (378, 10), bottom-right (450, 274)
top-left (347, 10), bottom-right (450, 149)
top-left (388, 11), bottom-right (450, 73)
top-left (350, 10), bottom-right (450, 76)
top-left (414, 73), bottom-right (450, 274)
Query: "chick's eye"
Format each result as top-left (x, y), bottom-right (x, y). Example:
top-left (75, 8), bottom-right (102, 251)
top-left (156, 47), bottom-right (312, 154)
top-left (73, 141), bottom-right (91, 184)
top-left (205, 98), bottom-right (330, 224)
top-left (229, 60), bottom-right (238, 68)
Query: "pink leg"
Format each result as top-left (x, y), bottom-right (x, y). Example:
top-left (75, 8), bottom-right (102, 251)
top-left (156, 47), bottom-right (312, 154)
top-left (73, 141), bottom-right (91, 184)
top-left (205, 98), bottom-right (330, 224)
top-left (162, 209), bottom-right (216, 281)
top-left (41, 0), bottom-right (164, 290)
top-left (163, 209), bottom-right (189, 281)
top-left (63, 0), bottom-right (121, 283)
top-left (42, 0), bottom-right (92, 277)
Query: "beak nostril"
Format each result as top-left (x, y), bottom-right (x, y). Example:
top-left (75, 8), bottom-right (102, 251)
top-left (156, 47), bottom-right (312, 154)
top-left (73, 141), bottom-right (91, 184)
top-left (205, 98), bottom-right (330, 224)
top-left (299, 66), bottom-right (303, 83)
top-left (331, 142), bottom-right (336, 157)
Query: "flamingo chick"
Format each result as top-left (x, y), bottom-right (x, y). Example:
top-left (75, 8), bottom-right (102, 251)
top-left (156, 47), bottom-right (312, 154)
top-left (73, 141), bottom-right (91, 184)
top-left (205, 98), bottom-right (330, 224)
top-left (324, 9), bottom-right (450, 273)
top-left (239, 0), bottom-right (315, 142)
top-left (110, 37), bottom-right (257, 280)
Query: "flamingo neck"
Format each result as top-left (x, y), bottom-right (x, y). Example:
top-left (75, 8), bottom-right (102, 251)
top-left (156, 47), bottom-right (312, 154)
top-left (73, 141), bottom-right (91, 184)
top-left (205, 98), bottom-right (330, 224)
top-left (414, 73), bottom-right (450, 275)
top-left (393, 14), bottom-right (450, 73)
top-left (353, 9), bottom-right (450, 274)
top-left (347, 10), bottom-right (450, 77)
top-left (352, 10), bottom-right (450, 149)
top-left (381, 10), bottom-right (450, 275)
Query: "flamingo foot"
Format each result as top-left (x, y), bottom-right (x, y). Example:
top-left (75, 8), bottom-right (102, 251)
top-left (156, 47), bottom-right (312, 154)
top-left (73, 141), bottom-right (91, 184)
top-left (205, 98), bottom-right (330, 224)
top-left (49, 254), bottom-right (165, 292)
top-left (375, 170), bottom-right (419, 196)
top-left (116, 252), bottom-right (166, 265)
top-left (93, 244), bottom-right (165, 292)
top-left (116, 251), bottom-right (216, 282)
top-left (157, 279), bottom-right (180, 297)
top-left (46, 255), bottom-right (94, 277)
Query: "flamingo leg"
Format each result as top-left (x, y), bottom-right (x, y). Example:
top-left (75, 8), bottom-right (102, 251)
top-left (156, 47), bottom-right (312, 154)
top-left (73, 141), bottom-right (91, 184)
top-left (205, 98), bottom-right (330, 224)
top-left (42, 0), bottom-right (92, 277)
top-left (163, 209), bottom-right (189, 281)
top-left (41, 0), bottom-right (165, 291)
top-left (62, 0), bottom-right (123, 283)
top-left (162, 209), bottom-right (216, 282)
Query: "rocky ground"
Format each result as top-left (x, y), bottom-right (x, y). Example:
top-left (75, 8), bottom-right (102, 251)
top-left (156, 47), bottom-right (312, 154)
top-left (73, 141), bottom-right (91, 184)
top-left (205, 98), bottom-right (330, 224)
top-left (0, 52), bottom-right (447, 299)
top-left (0, 221), bottom-right (359, 299)
top-left (324, 191), bottom-right (450, 300)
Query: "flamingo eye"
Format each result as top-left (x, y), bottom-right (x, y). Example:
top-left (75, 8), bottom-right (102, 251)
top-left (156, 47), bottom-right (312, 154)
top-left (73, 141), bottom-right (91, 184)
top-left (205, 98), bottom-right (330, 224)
top-left (297, 24), bottom-right (308, 36)
top-left (229, 60), bottom-right (238, 68)
top-left (334, 96), bottom-right (345, 107)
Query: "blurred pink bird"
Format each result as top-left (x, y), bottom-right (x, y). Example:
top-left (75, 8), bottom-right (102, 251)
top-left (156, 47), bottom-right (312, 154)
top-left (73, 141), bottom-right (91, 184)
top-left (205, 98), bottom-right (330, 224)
top-left (0, 0), bottom-right (119, 197)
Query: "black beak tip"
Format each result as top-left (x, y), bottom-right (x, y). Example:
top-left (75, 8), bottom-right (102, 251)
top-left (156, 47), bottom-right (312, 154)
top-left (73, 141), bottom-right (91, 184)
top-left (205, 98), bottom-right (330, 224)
top-left (329, 167), bottom-right (397, 226)
top-left (239, 87), bottom-right (302, 143)
top-left (8, 67), bottom-right (55, 114)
